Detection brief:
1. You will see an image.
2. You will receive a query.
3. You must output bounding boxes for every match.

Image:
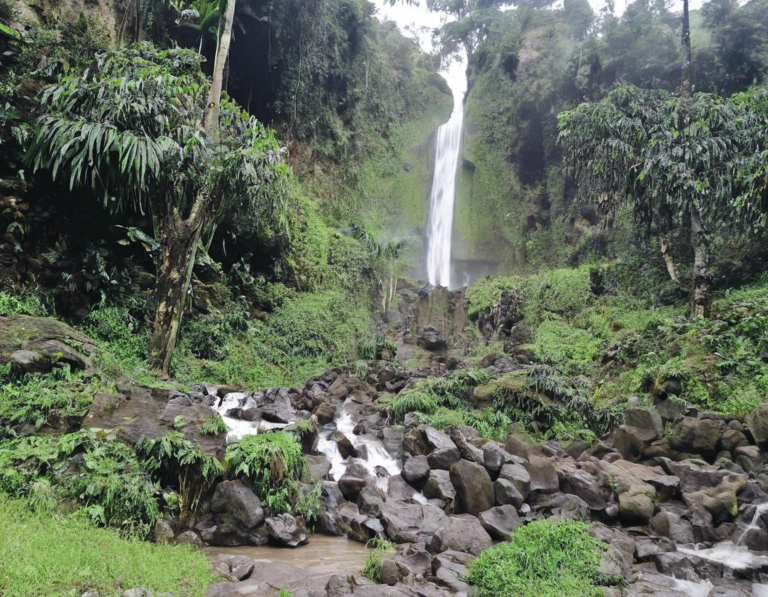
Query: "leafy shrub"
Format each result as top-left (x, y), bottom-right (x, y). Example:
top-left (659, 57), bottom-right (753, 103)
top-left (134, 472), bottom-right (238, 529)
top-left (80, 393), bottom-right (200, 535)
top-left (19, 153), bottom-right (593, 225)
top-left (390, 389), bottom-right (439, 422)
top-left (268, 290), bottom-right (369, 360)
top-left (199, 413), bottom-right (228, 436)
top-left (0, 290), bottom-right (50, 317)
top-left (0, 364), bottom-right (98, 429)
top-left (225, 432), bottom-right (307, 506)
top-left (293, 480), bottom-right (326, 527)
top-left (136, 432), bottom-right (224, 513)
top-left (0, 431), bottom-right (160, 536)
top-left (466, 520), bottom-right (618, 597)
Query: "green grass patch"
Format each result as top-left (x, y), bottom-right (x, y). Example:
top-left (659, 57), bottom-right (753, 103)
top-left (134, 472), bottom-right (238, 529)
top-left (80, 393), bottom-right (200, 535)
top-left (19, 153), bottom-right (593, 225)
top-left (0, 494), bottom-right (216, 597)
top-left (467, 520), bottom-right (618, 597)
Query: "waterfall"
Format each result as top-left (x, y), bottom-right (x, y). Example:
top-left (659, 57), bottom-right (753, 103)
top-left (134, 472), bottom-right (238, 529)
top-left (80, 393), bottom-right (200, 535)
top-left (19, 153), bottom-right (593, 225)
top-left (426, 71), bottom-right (466, 289)
top-left (372, 2), bottom-right (468, 290)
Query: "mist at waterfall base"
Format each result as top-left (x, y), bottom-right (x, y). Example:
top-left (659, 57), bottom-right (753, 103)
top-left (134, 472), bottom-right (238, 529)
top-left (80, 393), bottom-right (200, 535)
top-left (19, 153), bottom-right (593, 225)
top-left (374, 2), bottom-right (468, 291)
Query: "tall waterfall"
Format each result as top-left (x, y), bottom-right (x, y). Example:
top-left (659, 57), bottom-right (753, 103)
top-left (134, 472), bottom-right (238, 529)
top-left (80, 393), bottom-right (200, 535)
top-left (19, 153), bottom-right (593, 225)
top-left (373, 2), bottom-right (468, 290)
top-left (426, 69), bottom-right (466, 289)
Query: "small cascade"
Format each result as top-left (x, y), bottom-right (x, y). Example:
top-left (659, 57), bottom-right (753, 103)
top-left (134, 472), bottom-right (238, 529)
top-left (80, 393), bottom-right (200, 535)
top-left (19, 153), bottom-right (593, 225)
top-left (214, 392), bottom-right (288, 442)
top-left (315, 398), bottom-right (401, 489)
top-left (738, 502), bottom-right (768, 546)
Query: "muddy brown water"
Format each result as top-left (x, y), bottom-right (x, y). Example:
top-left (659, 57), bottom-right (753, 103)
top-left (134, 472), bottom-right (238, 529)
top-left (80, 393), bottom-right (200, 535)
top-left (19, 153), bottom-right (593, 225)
top-left (205, 535), bottom-right (371, 578)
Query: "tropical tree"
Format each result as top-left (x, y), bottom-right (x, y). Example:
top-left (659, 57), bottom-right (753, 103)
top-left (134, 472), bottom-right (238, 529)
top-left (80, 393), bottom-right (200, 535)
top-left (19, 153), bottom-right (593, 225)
top-left (27, 46), bottom-right (288, 374)
top-left (558, 84), bottom-right (767, 317)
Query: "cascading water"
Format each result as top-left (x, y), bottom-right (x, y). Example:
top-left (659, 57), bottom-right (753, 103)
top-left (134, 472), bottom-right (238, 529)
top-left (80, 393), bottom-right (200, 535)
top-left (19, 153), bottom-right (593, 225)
top-left (426, 73), bottom-right (466, 289)
top-left (373, 1), bottom-right (468, 290)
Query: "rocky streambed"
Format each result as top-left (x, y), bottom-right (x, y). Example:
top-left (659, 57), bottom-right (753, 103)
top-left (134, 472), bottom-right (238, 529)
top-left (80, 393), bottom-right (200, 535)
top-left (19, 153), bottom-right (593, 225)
top-left (96, 357), bottom-right (768, 597)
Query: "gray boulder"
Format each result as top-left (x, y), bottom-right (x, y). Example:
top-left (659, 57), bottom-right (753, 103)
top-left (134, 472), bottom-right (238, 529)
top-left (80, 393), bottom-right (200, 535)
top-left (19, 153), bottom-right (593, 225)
top-left (210, 480), bottom-right (265, 546)
top-left (478, 505), bottom-right (520, 540)
top-left (265, 513), bottom-right (309, 547)
top-left (450, 460), bottom-right (494, 516)
top-left (428, 514), bottom-right (493, 556)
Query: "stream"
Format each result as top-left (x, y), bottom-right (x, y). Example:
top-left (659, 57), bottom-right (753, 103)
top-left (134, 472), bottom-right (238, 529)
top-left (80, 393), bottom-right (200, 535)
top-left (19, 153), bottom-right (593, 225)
top-left (205, 535), bottom-right (370, 578)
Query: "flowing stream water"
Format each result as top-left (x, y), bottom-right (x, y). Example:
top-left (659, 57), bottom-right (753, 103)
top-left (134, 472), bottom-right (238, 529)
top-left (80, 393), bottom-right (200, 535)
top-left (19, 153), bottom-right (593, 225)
top-left (373, 2), bottom-right (468, 289)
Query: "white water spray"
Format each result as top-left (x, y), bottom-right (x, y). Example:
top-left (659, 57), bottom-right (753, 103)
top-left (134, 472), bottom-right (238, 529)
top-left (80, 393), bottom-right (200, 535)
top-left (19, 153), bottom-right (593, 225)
top-left (373, 2), bottom-right (468, 289)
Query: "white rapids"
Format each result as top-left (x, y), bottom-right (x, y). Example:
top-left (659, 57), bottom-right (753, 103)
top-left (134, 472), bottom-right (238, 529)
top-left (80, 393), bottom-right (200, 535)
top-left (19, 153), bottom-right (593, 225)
top-left (373, 1), bottom-right (468, 289)
top-left (315, 400), bottom-right (401, 490)
top-left (214, 392), bottom-right (288, 442)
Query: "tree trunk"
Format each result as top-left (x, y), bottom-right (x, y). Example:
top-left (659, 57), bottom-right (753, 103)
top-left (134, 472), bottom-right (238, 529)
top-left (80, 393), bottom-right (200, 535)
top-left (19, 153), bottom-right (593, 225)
top-left (148, 212), bottom-right (205, 375)
top-left (202, 0), bottom-right (237, 139)
top-left (690, 208), bottom-right (711, 318)
top-left (681, 0), bottom-right (692, 98)
top-left (659, 235), bottom-right (679, 282)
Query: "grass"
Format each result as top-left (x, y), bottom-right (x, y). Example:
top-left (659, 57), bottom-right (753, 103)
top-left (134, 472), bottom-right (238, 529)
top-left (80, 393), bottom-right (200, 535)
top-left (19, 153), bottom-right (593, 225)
top-left (0, 494), bottom-right (216, 597)
top-left (360, 538), bottom-right (395, 584)
top-left (466, 520), bottom-right (618, 597)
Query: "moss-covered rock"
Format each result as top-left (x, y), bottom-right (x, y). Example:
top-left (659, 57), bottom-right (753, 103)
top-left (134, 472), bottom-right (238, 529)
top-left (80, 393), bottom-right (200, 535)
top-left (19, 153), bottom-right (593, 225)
top-left (0, 315), bottom-right (97, 374)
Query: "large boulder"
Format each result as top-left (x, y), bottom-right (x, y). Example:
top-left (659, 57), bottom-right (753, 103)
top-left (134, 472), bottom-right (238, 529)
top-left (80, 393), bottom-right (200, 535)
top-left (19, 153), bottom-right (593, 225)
top-left (478, 505), bottom-right (520, 541)
top-left (379, 500), bottom-right (448, 545)
top-left (265, 514), bottom-right (309, 547)
top-left (338, 459), bottom-right (373, 502)
top-left (0, 315), bottom-right (97, 374)
top-left (682, 473), bottom-right (747, 526)
top-left (450, 460), bottom-right (494, 516)
top-left (668, 416), bottom-right (725, 458)
top-left (432, 550), bottom-right (475, 594)
top-left (428, 514), bottom-right (493, 556)
top-left (422, 470), bottom-right (456, 502)
top-left (402, 455), bottom-right (430, 487)
top-left (524, 455), bottom-right (559, 494)
top-left (748, 404), bottom-right (768, 446)
top-left (210, 480), bottom-right (265, 546)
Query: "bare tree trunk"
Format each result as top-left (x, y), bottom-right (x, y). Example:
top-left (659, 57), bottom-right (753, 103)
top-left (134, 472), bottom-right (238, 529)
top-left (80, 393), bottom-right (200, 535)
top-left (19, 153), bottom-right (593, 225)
top-left (690, 208), bottom-right (711, 318)
top-left (659, 235), bottom-right (679, 282)
top-left (148, 205), bottom-right (205, 375)
top-left (681, 0), bottom-right (692, 98)
top-left (202, 0), bottom-right (236, 139)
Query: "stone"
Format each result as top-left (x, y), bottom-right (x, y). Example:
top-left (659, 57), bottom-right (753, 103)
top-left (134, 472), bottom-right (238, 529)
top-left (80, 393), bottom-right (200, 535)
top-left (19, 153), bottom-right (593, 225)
top-left (173, 530), bottom-right (202, 546)
top-left (122, 590), bottom-right (153, 597)
top-left (624, 407), bottom-right (664, 439)
top-left (450, 460), bottom-right (494, 516)
top-left (338, 458), bottom-right (373, 502)
top-left (530, 492), bottom-right (590, 521)
top-left (618, 492), bottom-right (655, 525)
top-left (314, 402), bottom-right (336, 425)
top-left (524, 455), bottom-right (559, 494)
top-left (494, 478), bottom-right (525, 509)
top-left (388, 474), bottom-right (418, 500)
top-left (422, 469), bottom-right (456, 502)
top-left (210, 554), bottom-right (255, 581)
top-left (306, 454), bottom-right (331, 482)
top-left (655, 397), bottom-right (687, 422)
top-left (747, 403), bottom-right (768, 445)
top-left (478, 505), bottom-right (520, 540)
top-left (265, 514), bottom-right (309, 547)
top-left (659, 458), bottom-right (743, 494)
top-left (209, 480), bottom-right (265, 546)
top-left (683, 473), bottom-right (747, 526)
top-left (380, 500), bottom-right (448, 545)
top-left (556, 460), bottom-right (609, 511)
top-left (427, 447), bottom-right (461, 470)
top-left (649, 508), bottom-right (695, 544)
top-left (330, 431), bottom-right (358, 459)
top-left (432, 550), bottom-right (475, 594)
top-left (428, 514), bottom-right (493, 556)
top-left (498, 462), bottom-right (531, 499)
top-left (153, 519), bottom-right (174, 544)
top-left (402, 455), bottom-right (430, 487)
top-left (668, 416), bottom-right (724, 457)
top-left (599, 545), bottom-right (630, 583)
